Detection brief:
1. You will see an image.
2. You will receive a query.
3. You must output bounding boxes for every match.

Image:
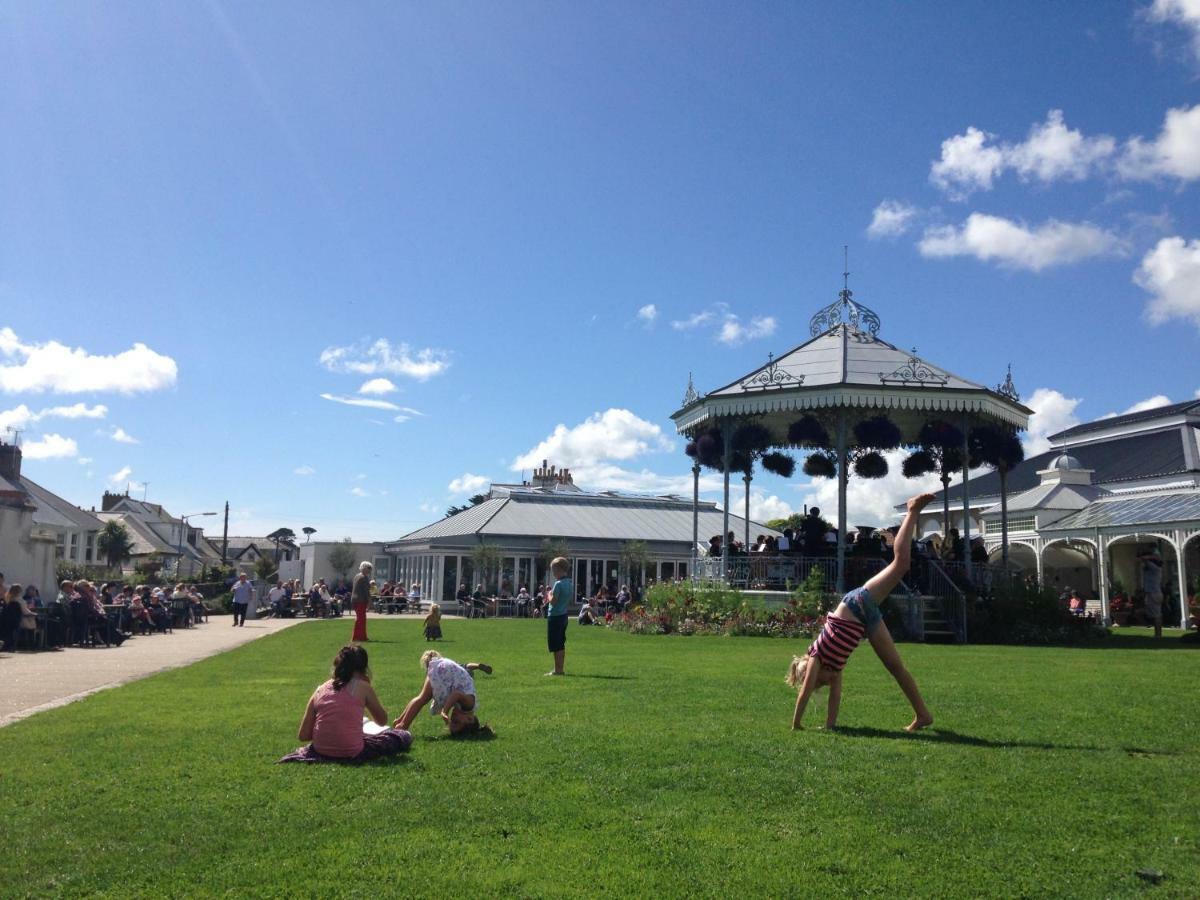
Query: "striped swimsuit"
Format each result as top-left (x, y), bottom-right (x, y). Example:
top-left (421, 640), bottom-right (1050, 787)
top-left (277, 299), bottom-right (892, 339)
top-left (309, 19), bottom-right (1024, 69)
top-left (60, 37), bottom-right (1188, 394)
top-left (807, 614), bottom-right (866, 671)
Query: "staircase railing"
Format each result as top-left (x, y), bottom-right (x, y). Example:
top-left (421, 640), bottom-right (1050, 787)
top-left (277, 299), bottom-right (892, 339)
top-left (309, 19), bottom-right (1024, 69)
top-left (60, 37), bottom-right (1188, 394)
top-left (910, 558), bottom-right (968, 642)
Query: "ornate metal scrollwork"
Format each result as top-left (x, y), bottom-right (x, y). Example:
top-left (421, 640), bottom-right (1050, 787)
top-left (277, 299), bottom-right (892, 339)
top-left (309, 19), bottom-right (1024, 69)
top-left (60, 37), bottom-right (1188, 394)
top-left (879, 349), bottom-right (948, 386)
top-left (682, 372), bottom-right (700, 406)
top-left (740, 352), bottom-right (802, 391)
top-left (809, 287), bottom-right (882, 337)
top-left (996, 364), bottom-right (1020, 401)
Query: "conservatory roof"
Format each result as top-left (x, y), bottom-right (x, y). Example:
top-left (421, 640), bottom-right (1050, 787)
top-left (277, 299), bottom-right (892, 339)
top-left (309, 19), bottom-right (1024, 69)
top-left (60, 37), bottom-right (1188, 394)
top-left (672, 322), bottom-right (1031, 433)
top-left (386, 489), bottom-right (777, 548)
top-left (1042, 493), bottom-right (1200, 531)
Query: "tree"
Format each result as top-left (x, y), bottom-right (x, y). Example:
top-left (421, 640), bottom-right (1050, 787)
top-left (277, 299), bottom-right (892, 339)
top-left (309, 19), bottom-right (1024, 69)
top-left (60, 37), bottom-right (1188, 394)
top-left (470, 541), bottom-right (502, 593)
top-left (253, 554), bottom-right (276, 581)
top-left (446, 493), bottom-right (488, 518)
top-left (971, 425), bottom-right (1026, 569)
top-left (327, 538), bottom-right (357, 580)
top-left (302, 527), bottom-right (317, 543)
top-left (267, 527), bottom-right (297, 563)
top-left (902, 421), bottom-right (966, 549)
top-left (96, 519), bottom-right (135, 569)
top-left (619, 540), bottom-right (650, 589)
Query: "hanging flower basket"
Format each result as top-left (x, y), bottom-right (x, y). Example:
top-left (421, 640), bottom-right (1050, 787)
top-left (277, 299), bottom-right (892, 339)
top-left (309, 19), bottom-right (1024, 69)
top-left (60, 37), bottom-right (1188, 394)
top-left (853, 415), bottom-right (902, 450)
top-left (918, 420), bottom-right (964, 450)
top-left (902, 450), bottom-right (937, 478)
top-left (803, 453), bottom-right (837, 479)
top-left (732, 423), bottom-right (772, 454)
top-left (787, 416), bottom-right (830, 448)
top-left (853, 451), bottom-right (889, 479)
top-left (761, 451), bottom-right (796, 478)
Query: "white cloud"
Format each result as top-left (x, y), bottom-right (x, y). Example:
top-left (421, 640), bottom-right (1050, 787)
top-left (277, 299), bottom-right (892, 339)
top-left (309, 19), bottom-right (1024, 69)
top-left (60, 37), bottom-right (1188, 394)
top-left (749, 492), bottom-right (794, 523)
top-left (110, 426), bottom-right (139, 444)
top-left (419, 502), bottom-right (441, 515)
top-left (77, 457), bottom-right (92, 466)
top-left (319, 338), bottom-right (450, 381)
top-left (512, 409), bottom-right (674, 471)
top-left (1122, 394), bottom-right (1173, 414)
top-left (108, 465), bottom-right (134, 486)
top-left (294, 465), bottom-right (316, 476)
top-left (636, 304), bottom-right (658, 325)
top-left (671, 310), bottom-right (717, 330)
top-left (349, 486), bottom-right (369, 498)
top-left (0, 328), bottom-right (177, 394)
top-left (448, 472), bottom-right (490, 495)
top-left (21, 433), bottom-right (78, 460)
top-left (930, 112), bottom-right (1115, 199)
top-left (1007, 110), bottom-right (1116, 183)
top-left (1134, 236), bottom-right (1200, 327)
top-left (1148, 0), bottom-right (1200, 59)
top-left (796, 448), bottom-right (943, 529)
top-left (718, 315), bottom-right (777, 346)
top-left (392, 406), bottom-right (424, 424)
top-left (1119, 103), bottom-right (1200, 181)
top-left (320, 393), bottom-right (401, 411)
top-left (0, 402), bottom-right (107, 432)
top-left (1023, 387), bottom-right (1083, 454)
top-left (867, 200), bottom-right (919, 238)
top-left (358, 378), bottom-right (398, 395)
top-left (918, 213), bottom-right (1125, 271)
top-left (930, 126), bottom-right (1006, 198)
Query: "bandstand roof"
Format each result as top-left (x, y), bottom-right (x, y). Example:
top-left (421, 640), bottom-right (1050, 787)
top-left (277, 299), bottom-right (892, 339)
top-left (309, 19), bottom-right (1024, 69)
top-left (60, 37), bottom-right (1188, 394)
top-left (671, 293), bottom-right (1031, 436)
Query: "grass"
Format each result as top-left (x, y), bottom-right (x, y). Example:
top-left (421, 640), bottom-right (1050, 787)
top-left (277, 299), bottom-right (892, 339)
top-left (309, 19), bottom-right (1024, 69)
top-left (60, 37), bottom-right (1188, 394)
top-left (1, 620), bottom-right (1198, 898)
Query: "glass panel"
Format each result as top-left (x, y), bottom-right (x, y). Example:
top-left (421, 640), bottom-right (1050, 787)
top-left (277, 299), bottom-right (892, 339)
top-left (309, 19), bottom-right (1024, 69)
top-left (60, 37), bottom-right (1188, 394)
top-left (660, 561), bottom-right (675, 581)
top-left (372, 556), bottom-right (391, 582)
top-left (500, 557), bottom-right (515, 596)
top-left (535, 558), bottom-right (549, 593)
top-left (576, 559), bottom-right (588, 602)
top-left (442, 556), bottom-right (458, 605)
top-left (461, 558), bottom-right (475, 592)
top-left (589, 560), bottom-right (605, 597)
top-left (677, 562), bottom-right (688, 580)
top-left (606, 560), bottom-right (619, 593)
top-left (518, 558), bottom-right (532, 594)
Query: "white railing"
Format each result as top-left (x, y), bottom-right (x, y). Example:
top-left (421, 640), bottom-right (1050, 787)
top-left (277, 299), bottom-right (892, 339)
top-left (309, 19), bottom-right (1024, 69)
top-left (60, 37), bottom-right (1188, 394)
top-left (694, 554), bottom-right (885, 592)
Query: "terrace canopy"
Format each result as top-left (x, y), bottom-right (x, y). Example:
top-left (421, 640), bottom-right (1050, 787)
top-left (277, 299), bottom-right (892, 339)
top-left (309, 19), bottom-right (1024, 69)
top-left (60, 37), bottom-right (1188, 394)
top-left (670, 284), bottom-right (1032, 592)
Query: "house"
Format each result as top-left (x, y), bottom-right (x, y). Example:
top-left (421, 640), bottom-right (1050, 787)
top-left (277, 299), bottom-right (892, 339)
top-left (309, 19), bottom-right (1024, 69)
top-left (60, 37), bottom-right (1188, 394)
top-left (222, 535), bottom-right (301, 576)
top-left (0, 441), bottom-right (57, 595)
top-left (97, 491), bottom-right (224, 578)
top-left (923, 400), bottom-right (1200, 625)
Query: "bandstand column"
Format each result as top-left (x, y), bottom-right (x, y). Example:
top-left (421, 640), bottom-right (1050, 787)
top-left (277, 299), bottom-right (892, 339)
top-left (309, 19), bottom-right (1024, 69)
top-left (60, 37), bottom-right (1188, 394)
top-left (961, 415), bottom-right (973, 583)
top-left (721, 422), bottom-right (732, 581)
top-left (743, 470), bottom-right (752, 553)
top-left (836, 410), bottom-right (847, 594)
top-left (691, 462), bottom-right (700, 581)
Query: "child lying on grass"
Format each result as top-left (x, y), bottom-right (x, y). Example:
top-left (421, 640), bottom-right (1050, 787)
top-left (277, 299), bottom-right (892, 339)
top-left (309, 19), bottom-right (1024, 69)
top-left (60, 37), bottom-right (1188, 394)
top-left (394, 650), bottom-right (494, 738)
top-left (279, 645), bottom-right (412, 764)
top-left (788, 493), bottom-right (936, 733)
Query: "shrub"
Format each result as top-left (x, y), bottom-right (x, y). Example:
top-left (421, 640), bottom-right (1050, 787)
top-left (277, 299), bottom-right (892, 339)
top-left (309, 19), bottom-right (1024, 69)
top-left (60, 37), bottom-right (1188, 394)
top-left (966, 580), bottom-right (1109, 644)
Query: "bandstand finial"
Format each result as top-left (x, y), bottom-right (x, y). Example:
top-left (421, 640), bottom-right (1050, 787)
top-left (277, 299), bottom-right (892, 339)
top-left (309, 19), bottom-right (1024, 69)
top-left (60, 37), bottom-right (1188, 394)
top-left (682, 372), bottom-right (700, 406)
top-left (997, 364), bottom-right (1020, 401)
top-left (809, 246), bottom-right (882, 337)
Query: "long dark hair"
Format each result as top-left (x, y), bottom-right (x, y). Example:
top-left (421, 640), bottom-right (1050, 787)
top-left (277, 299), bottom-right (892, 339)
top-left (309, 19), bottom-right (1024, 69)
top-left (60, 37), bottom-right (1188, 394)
top-left (449, 719), bottom-right (495, 740)
top-left (331, 645), bottom-right (369, 691)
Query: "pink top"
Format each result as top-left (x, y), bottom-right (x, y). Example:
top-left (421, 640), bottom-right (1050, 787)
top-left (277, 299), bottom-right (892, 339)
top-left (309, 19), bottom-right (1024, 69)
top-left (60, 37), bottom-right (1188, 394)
top-left (311, 678), bottom-right (365, 758)
top-left (807, 614), bottom-right (866, 672)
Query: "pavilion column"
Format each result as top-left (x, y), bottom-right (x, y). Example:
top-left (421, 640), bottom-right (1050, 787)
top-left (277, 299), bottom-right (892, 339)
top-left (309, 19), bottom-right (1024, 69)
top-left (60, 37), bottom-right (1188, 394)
top-left (999, 468), bottom-right (1010, 571)
top-left (961, 415), bottom-right (973, 584)
top-left (1097, 533), bottom-right (1110, 623)
top-left (743, 469), bottom-right (752, 553)
top-left (691, 462), bottom-right (700, 581)
top-left (836, 410), bottom-right (848, 594)
top-left (721, 422), bottom-right (732, 583)
top-left (1174, 532), bottom-right (1188, 629)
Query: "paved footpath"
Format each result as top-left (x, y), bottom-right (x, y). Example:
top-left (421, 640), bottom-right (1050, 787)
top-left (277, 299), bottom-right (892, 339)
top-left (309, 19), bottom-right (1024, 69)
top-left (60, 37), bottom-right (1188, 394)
top-left (0, 617), bottom-right (310, 728)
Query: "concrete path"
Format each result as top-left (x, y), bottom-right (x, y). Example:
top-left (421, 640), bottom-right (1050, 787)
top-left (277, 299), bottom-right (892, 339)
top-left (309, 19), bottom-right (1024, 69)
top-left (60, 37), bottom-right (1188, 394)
top-left (0, 617), bottom-right (310, 728)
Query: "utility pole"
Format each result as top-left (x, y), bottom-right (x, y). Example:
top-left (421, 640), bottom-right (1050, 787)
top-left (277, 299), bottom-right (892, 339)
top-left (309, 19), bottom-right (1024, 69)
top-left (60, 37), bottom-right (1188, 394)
top-left (221, 501), bottom-right (230, 564)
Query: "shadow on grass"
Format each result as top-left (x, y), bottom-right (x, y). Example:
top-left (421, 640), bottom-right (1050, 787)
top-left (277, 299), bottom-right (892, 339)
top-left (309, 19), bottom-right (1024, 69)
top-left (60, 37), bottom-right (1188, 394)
top-left (1083, 633), bottom-right (1199, 651)
top-left (835, 725), bottom-right (1178, 756)
top-left (565, 673), bottom-right (635, 680)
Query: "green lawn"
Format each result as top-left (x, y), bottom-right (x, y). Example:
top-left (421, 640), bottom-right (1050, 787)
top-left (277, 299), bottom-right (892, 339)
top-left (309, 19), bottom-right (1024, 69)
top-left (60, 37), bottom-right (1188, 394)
top-left (1, 621), bottom-right (1197, 897)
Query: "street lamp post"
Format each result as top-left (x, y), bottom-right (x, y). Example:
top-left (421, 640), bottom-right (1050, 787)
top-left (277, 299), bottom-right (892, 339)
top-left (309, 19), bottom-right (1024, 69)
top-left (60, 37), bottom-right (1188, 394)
top-left (178, 512), bottom-right (217, 579)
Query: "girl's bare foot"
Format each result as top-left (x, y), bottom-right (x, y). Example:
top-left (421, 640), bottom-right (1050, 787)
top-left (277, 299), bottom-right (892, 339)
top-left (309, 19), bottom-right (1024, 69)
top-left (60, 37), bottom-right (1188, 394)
top-left (905, 714), bottom-right (933, 732)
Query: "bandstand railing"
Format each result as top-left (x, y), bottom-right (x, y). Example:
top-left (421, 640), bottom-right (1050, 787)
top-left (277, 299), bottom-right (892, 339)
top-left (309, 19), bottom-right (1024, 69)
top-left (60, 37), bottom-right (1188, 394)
top-left (694, 554), bottom-right (885, 592)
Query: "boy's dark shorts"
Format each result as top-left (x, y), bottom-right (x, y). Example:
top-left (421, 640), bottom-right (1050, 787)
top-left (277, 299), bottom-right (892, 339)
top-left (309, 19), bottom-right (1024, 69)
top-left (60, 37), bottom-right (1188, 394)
top-left (547, 614), bottom-right (568, 653)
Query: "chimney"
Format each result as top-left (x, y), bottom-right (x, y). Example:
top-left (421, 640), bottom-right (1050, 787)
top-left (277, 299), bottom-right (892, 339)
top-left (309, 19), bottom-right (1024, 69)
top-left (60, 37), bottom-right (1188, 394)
top-left (0, 441), bottom-right (21, 484)
top-left (101, 490), bottom-right (125, 512)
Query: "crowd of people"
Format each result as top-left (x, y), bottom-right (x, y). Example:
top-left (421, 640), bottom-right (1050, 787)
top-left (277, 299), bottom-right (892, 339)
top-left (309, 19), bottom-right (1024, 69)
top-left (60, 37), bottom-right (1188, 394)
top-left (0, 570), bottom-right (213, 652)
top-left (260, 577), bottom-right (347, 620)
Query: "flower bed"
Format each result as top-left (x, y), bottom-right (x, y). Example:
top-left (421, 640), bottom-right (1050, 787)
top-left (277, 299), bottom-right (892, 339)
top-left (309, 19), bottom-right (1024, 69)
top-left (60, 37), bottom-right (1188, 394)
top-left (609, 570), bottom-right (833, 638)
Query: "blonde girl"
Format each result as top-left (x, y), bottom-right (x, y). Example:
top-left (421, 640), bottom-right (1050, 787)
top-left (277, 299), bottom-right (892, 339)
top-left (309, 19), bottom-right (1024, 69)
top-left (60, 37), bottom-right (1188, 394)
top-left (423, 603), bottom-right (442, 641)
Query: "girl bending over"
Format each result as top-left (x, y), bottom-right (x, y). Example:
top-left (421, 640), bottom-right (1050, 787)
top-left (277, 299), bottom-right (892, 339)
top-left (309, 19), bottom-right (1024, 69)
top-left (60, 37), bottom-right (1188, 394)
top-left (789, 493), bottom-right (935, 733)
top-left (394, 650), bottom-right (493, 738)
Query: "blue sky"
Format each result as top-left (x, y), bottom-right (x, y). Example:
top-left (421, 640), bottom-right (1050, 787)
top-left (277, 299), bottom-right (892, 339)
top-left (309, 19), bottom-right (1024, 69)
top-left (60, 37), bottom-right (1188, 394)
top-left (3, 1), bottom-right (1200, 540)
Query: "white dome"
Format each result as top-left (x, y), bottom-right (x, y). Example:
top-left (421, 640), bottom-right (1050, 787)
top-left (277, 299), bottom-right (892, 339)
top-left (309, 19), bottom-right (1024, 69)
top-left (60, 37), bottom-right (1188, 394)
top-left (1050, 454), bottom-right (1083, 470)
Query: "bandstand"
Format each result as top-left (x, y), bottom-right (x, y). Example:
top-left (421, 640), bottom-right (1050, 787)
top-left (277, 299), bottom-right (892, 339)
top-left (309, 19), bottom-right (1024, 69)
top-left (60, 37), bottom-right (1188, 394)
top-left (670, 278), bottom-right (1032, 599)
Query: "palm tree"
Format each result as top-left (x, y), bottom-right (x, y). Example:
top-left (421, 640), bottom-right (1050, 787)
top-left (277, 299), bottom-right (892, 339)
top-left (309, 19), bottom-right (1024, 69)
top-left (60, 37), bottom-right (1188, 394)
top-left (96, 520), bottom-right (135, 570)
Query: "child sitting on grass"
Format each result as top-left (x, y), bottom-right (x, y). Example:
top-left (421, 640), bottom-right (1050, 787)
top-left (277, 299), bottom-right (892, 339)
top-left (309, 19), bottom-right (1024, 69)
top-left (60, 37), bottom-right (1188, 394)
top-left (279, 645), bottom-right (412, 763)
top-left (394, 650), bottom-right (493, 738)
top-left (423, 603), bottom-right (442, 641)
top-left (788, 493), bottom-right (936, 733)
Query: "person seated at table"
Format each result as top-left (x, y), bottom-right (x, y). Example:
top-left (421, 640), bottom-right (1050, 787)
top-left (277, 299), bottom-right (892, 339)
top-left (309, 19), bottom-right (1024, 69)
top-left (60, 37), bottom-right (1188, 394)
top-left (515, 586), bottom-right (531, 617)
top-left (390, 583), bottom-right (408, 614)
top-left (408, 582), bottom-right (422, 613)
top-left (170, 582), bottom-right (193, 627)
top-left (307, 582), bottom-right (327, 618)
top-left (456, 583), bottom-right (471, 617)
top-left (187, 585), bottom-right (209, 623)
top-left (726, 531), bottom-right (744, 555)
top-left (86, 581), bottom-right (126, 645)
top-left (593, 584), bottom-right (609, 613)
top-left (127, 586), bottom-right (153, 634)
top-left (267, 581), bottom-right (290, 618)
top-left (614, 584), bottom-right (631, 612)
top-left (471, 584), bottom-right (487, 618)
top-left (707, 535), bottom-right (722, 558)
top-left (1069, 589), bottom-right (1087, 617)
top-left (146, 588), bottom-right (170, 634)
top-left (1, 583), bottom-right (26, 652)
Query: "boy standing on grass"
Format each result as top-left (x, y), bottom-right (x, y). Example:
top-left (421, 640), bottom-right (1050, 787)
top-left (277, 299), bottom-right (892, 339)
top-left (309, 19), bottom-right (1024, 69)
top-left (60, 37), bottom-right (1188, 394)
top-left (545, 557), bottom-right (572, 676)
